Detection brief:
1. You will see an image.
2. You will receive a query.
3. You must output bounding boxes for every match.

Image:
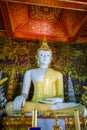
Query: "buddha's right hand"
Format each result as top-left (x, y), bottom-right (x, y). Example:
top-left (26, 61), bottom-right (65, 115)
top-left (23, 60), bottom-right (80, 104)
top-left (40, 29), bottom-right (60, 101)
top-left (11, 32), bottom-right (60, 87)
top-left (13, 95), bottom-right (26, 112)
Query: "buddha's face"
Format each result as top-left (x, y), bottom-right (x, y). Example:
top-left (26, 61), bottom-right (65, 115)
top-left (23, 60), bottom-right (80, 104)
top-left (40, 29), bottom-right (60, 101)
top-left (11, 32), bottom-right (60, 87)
top-left (38, 50), bottom-right (52, 66)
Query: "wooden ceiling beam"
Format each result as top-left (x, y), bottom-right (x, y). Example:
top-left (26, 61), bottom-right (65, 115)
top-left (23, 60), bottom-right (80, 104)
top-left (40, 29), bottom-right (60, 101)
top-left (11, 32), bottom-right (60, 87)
top-left (1, 0), bottom-right (87, 11)
top-left (70, 15), bottom-right (87, 42)
top-left (0, 1), bottom-right (14, 37)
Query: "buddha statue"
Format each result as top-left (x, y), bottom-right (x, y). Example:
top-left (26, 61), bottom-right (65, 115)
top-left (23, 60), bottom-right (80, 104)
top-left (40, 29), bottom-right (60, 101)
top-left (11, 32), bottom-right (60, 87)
top-left (6, 38), bottom-right (87, 117)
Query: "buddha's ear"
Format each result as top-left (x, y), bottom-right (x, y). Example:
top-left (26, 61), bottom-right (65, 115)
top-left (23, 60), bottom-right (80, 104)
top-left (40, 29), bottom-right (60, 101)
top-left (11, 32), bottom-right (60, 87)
top-left (50, 55), bottom-right (53, 64)
top-left (35, 55), bottom-right (38, 60)
top-left (51, 56), bottom-right (53, 62)
top-left (48, 56), bottom-right (53, 67)
top-left (35, 55), bottom-right (40, 67)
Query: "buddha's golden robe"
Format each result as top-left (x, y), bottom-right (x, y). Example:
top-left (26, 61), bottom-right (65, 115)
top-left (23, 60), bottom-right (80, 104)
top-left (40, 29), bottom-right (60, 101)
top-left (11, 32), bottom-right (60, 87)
top-left (31, 68), bottom-right (64, 102)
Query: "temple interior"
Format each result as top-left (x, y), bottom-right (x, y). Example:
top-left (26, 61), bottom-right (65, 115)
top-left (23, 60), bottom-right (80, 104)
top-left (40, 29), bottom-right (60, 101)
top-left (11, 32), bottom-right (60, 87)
top-left (0, 0), bottom-right (87, 130)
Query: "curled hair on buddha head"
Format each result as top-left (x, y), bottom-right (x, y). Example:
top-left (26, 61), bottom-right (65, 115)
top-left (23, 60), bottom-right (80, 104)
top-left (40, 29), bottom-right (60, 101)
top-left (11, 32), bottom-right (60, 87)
top-left (37, 36), bottom-right (52, 55)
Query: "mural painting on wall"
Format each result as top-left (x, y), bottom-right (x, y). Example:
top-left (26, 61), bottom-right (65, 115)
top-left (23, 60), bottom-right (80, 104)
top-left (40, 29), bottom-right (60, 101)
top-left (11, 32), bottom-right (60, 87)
top-left (0, 38), bottom-right (87, 105)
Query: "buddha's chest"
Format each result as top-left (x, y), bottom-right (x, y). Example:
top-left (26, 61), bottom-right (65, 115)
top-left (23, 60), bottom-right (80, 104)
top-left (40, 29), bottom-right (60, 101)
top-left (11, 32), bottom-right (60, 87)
top-left (30, 69), bottom-right (47, 82)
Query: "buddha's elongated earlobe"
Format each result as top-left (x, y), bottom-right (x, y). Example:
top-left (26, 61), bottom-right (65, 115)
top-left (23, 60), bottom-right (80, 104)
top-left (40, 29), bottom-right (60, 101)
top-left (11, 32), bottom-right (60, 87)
top-left (35, 55), bottom-right (40, 67)
top-left (48, 56), bottom-right (53, 67)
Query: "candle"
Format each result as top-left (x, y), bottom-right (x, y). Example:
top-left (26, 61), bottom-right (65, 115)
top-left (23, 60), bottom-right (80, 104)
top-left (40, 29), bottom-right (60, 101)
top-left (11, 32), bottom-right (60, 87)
top-left (74, 110), bottom-right (81, 130)
top-left (32, 109), bottom-right (37, 127)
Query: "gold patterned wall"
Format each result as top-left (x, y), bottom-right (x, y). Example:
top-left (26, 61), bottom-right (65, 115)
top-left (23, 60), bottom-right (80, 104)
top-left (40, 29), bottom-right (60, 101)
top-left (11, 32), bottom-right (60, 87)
top-left (0, 37), bottom-right (87, 103)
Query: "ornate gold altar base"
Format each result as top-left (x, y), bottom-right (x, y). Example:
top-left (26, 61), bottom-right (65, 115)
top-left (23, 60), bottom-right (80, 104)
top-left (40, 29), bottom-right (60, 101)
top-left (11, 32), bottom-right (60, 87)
top-left (0, 117), bottom-right (87, 130)
top-left (1, 117), bottom-right (32, 130)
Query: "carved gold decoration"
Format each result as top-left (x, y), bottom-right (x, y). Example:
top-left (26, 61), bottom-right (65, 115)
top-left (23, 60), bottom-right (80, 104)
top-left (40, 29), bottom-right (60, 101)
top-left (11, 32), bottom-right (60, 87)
top-left (7, 67), bottom-right (16, 100)
top-left (82, 86), bottom-right (87, 107)
top-left (42, 105), bottom-right (84, 117)
top-left (2, 117), bottom-right (32, 127)
top-left (52, 125), bottom-right (62, 130)
top-left (42, 110), bottom-right (87, 129)
top-left (65, 118), bottom-right (75, 128)
top-left (1, 117), bottom-right (87, 130)
top-left (30, 5), bottom-right (58, 20)
top-left (52, 116), bottom-right (62, 130)
top-left (0, 77), bottom-right (8, 85)
top-left (65, 117), bottom-right (87, 128)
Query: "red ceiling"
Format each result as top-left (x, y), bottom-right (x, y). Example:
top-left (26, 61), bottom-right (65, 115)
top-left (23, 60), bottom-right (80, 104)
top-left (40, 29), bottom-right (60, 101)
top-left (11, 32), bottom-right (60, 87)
top-left (0, 0), bottom-right (87, 43)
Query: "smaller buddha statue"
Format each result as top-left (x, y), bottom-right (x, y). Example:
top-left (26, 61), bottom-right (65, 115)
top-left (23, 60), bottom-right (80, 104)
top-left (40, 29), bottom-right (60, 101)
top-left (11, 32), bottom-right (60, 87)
top-left (5, 37), bottom-right (87, 117)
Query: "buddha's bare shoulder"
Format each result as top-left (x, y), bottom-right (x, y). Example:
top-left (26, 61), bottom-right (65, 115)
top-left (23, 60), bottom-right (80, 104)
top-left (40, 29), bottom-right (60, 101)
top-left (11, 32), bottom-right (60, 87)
top-left (24, 68), bottom-right (39, 75)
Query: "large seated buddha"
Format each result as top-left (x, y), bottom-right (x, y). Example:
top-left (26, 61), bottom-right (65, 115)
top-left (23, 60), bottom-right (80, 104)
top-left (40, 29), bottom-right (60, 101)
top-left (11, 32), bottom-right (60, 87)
top-left (6, 38), bottom-right (87, 117)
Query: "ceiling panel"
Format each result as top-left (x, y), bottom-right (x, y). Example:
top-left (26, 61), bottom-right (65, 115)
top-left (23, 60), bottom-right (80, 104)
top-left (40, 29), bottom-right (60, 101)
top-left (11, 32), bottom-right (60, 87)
top-left (0, 0), bottom-right (87, 43)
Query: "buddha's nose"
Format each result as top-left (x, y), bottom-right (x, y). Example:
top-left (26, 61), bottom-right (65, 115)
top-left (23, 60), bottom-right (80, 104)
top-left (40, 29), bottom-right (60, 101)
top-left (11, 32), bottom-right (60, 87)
top-left (44, 55), bottom-right (47, 58)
